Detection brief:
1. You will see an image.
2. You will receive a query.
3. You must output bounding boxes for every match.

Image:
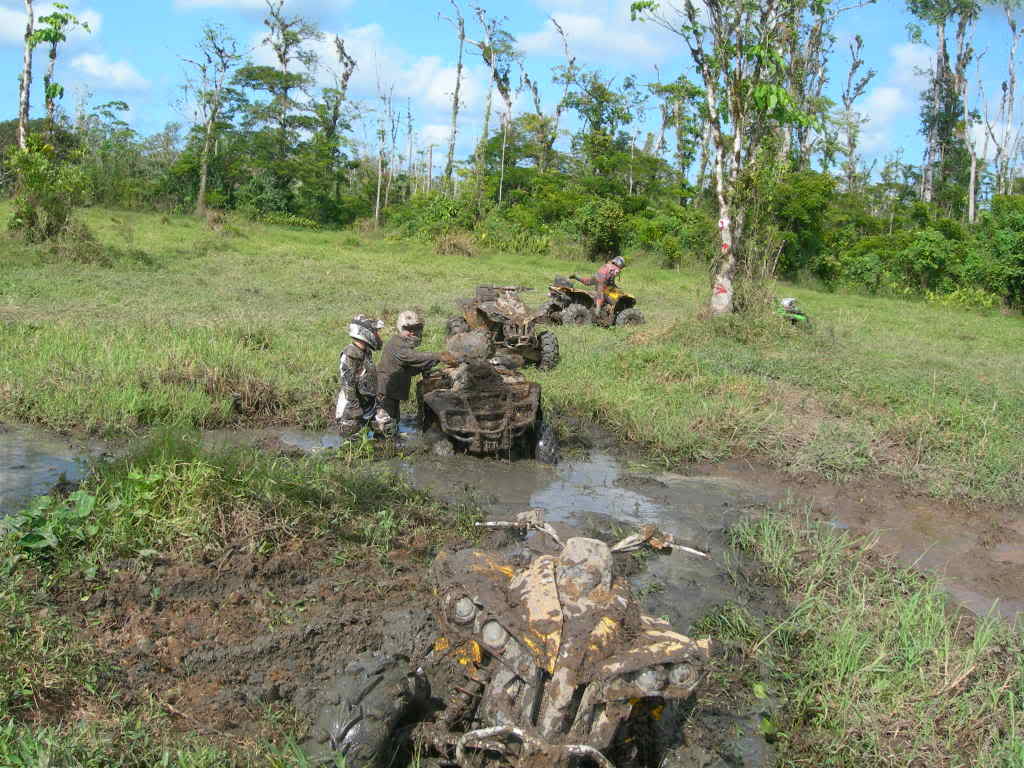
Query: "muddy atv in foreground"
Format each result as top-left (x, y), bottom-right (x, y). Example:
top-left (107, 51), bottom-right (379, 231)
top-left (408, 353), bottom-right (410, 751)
top-left (544, 276), bottom-right (645, 328)
top-left (447, 285), bottom-right (560, 370)
top-left (307, 512), bottom-right (710, 767)
top-left (417, 331), bottom-right (558, 463)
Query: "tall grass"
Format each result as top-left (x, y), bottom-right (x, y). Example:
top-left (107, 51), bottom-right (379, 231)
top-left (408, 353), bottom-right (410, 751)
top-left (701, 509), bottom-right (1024, 767)
top-left (1, 203), bottom-right (1022, 501)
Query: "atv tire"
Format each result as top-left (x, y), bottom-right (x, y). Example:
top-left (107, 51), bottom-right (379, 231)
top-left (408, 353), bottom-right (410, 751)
top-left (445, 316), bottom-right (470, 337)
top-left (306, 653), bottom-right (428, 767)
top-left (537, 330), bottom-right (560, 371)
top-left (615, 308), bottom-right (645, 326)
top-left (561, 304), bottom-right (593, 326)
top-left (431, 437), bottom-right (455, 457)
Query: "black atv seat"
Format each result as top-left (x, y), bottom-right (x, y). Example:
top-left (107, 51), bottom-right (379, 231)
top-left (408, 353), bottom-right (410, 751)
top-left (553, 276), bottom-right (572, 287)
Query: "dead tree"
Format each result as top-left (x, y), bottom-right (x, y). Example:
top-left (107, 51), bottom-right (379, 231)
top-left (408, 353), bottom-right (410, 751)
top-left (840, 35), bottom-right (876, 192)
top-left (183, 24), bottom-right (241, 216)
top-left (18, 0), bottom-right (34, 150)
top-left (439, 0), bottom-right (466, 194)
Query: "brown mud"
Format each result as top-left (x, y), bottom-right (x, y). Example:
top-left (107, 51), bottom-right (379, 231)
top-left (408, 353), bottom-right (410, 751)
top-left (3, 420), bottom-right (1022, 765)
top-left (699, 458), bottom-right (1024, 622)
top-left (53, 536), bottom-right (445, 747)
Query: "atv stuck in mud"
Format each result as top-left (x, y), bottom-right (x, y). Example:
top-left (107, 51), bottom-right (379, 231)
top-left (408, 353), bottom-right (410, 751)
top-left (544, 276), bottom-right (645, 328)
top-left (447, 285), bottom-right (560, 371)
top-left (417, 331), bottom-right (558, 463)
top-left (307, 511), bottom-right (711, 767)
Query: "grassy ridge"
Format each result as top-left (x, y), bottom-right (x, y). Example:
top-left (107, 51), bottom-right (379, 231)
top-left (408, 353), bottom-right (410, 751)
top-left (699, 510), bottom-right (1024, 767)
top-left (1, 204), bottom-right (1022, 501)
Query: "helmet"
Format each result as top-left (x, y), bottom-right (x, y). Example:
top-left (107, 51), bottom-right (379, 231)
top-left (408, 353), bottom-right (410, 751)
top-left (397, 310), bottom-right (423, 333)
top-left (349, 314), bottom-right (384, 350)
top-left (780, 298), bottom-right (798, 311)
top-left (611, 256), bottom-right (625, 268)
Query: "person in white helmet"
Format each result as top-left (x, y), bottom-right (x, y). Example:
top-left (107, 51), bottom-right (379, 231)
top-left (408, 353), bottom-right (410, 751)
top-left (335, 314), bottom-right (384, 439)
top-left (570, 255), bottom-right (625, 314)
top-left (375, 310), bottom-right (441, 436)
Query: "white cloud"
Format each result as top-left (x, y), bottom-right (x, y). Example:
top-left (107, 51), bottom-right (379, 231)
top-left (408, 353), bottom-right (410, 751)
top-left (520, 10), bottom-right (671, 62)
top-left (890, 42), bottom-right (933, 89)
top-left (0, 3), bottom-right (101, 47)
top-left (854, 42), bottom-right (934, 156)
top-left (174, 0), bottom-right (352, 11)
top-left (253, 22), bottom-right (485, 115)
top-left (71, 53), bottom-right (149, 90)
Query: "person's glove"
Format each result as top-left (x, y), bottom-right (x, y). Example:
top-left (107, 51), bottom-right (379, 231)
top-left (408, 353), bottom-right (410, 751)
top-left (439, 352), bottom-right (457, 365)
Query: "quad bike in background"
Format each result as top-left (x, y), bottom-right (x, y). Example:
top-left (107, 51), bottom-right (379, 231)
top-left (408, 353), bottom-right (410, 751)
top-left (776, 297), bottom-right (811, 327)
top-left (446, 285), bottom-right (560, 371)
top-left (308, 511), bottom-right (711, 767)
top-left (543, 276), bottom-right (645, 328)
top-left (417, 331), bottom-right (558, 463)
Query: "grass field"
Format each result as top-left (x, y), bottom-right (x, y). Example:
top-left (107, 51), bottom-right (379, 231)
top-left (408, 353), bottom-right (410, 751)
top-left (2, 203), bottom-right (1022, 502)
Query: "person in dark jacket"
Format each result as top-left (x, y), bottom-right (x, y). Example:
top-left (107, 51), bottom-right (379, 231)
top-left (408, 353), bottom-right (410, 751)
top-left (375, 310), bottom-right (440, 436)
top-left (335, 315), bottom-right (384, 438)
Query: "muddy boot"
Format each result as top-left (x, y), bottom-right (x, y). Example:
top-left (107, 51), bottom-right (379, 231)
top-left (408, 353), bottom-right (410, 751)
top-left (304, 653), bottom-right (429, 767)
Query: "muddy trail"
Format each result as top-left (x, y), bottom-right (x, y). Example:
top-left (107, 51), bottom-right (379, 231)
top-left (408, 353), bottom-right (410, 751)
top-left (2, 420), bottom-right (1022, 765)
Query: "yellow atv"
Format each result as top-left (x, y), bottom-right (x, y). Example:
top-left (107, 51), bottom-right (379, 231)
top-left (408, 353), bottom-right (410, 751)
top-left (544, 275), bottom-right (645, 327)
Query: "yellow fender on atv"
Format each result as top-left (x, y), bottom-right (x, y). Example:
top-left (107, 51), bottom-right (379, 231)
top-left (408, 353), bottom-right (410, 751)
top-left (543, 277), bottom-right (645, 328)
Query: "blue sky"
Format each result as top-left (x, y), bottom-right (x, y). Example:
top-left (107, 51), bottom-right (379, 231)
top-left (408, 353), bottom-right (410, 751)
top-left (0, 0), bottom-right (1018, 171)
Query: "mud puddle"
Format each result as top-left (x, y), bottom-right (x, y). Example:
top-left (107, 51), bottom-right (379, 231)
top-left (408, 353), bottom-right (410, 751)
top-left (399, 449), bottom-right (1024, 626)
top-left (396, 451), bottom-right (776, 634)
top-left (0, 422), bottom-right (110, 517)
top-left (704, 460), bottom-right (1024, 623)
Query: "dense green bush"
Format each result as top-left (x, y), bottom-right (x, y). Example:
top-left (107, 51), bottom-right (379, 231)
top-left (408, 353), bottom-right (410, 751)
top-left (386, 193), bottom-right (476, 238)
top-left (573, 197), bottom-right (626, 260)
top-left (629, 206), bottom-right (717, 268)
top-left (967, 195), bottom-right (1024, 308)
top-left (6, 139), bottom-right (88, 241)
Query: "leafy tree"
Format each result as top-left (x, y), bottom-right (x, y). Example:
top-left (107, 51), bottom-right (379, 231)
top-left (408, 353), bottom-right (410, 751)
top-left (632, 0), bottom-right (819, 315)
top-left (182, 24), bottom-right (241, 215)
top-left (31, 3), bottom-right (90, 138)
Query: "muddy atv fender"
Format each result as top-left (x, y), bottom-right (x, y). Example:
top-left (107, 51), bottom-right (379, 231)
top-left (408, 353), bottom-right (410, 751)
top-left (305, 652), bottom-right (428, 767)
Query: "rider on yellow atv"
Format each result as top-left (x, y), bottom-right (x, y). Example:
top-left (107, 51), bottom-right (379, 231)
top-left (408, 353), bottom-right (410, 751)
top-left (570, 255), bottom-right (625, 314)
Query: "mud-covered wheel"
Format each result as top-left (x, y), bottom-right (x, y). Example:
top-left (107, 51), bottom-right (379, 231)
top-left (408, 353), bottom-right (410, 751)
top-left (305, 653), bottom-right (428, 767)
top-left (561, 304), bottom-right (593, 326)
top-left (536, 331), bottom-right (560, 371)
top-left (431, 437), bottom-right (455, 457)
top-left (615, 308), bottom-right (645, 326)
top-left (445, 316), bottom-right (470, 337)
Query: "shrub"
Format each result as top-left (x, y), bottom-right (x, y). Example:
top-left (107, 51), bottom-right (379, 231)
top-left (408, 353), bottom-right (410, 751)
top-left (434, 231), bottom-right (477, 257)
top-left (255, 211), bottom-right (321, 230)
top-left (925, 286), bottom-right (1001, 311)
top-left (573, 197), bottom-right (625, 261)
top-left (386, 193), bottom-right (476, 238)
top-left (6, 138), bottom-right (88, 242)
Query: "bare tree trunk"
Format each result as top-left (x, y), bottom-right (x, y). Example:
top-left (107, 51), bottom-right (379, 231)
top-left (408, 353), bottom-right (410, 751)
top-left (374, 111), bottom-right (384, 227)
top-left (498, 111), bottom-right (508, 205)
top-left (196, 119), bottom-right (215, 215)
top-left (427, 144), bottom-right (434, 192)
top-left (18, 0), bottom-right (34, 150)
top-left (706, 78), bottom-right (735, 317)
top-left (442, 1), bottom-right (465, 194)
top-left (44, 42), bottom-right (58, 137)
top-left (1002, 11), bottom-right (1020, 194)
top-left (475, 82), bottom-right (493, 211)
